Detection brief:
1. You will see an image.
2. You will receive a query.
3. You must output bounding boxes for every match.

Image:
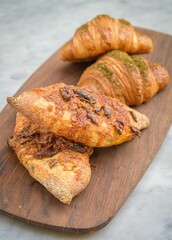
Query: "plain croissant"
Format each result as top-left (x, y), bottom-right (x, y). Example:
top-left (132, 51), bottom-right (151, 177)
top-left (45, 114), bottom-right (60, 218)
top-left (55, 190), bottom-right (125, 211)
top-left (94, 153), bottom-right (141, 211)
top-left (59, 14), bottom-right (153, 61)
top-left (7, 83), bottom-right (149, 147)
top-left (78, 50), bottom-right (169, 106)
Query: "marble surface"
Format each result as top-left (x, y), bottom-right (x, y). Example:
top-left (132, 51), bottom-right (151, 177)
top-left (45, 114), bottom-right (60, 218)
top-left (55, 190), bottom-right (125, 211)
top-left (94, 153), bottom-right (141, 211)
top-left (0, 0), bottom-right (172, 239)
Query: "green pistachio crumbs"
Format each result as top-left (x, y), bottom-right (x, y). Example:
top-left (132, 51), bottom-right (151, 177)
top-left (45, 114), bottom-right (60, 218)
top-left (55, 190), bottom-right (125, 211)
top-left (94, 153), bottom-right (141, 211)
top-left (97, 14), bottom-right (110, 19)
top-left (131, 55), bottom-right (149, 80)
top-left (93, 62), bottom-right (121, 87)
top-left (119, 19), bottom-right (131, 26)
top-left (108, 50), bottom-right (135, 72)
top-left (93, 62), bottom-right (113, 80)
top-left (79, 23), bottom-right (88, 32)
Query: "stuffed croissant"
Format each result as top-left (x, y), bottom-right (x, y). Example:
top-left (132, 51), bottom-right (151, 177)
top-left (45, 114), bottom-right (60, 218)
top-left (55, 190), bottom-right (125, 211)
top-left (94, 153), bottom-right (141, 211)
top-left (8, 113), bottom-right (92, 204)
top-left (7, 83), bottom-right (149, 147)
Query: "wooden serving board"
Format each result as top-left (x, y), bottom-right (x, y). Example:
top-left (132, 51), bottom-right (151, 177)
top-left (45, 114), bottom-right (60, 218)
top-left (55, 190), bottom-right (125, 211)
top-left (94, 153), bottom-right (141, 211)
top-left (0, 28), bottom-right (172, 233)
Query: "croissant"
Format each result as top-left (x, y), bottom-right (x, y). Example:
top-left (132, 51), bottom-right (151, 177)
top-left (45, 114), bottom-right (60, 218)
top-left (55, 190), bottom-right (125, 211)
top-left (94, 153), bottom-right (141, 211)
top-left (7, 83), bottom-right (149, 147)
top-left (59, 14), bottom-right (153, 61)
top-left (78, 50), bottom-right (169, 106)
top-left (8, 113), bottom-right (92, 204)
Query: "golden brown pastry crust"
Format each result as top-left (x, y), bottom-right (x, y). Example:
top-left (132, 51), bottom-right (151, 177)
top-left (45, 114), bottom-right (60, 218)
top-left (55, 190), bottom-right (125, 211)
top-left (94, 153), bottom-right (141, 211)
top-left (59, 15), bottom-right (153, 61)
top-left (8, 113), bottom-right (92, 204)
top-left (78, 50), bottom-right (169, 106)
top-left (7, 83), bottom-right (149, 147)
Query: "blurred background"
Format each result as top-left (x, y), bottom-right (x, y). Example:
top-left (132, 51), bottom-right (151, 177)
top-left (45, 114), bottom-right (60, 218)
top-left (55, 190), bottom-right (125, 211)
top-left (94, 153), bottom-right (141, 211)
top-left (0, 0), bottom-right (172, 240)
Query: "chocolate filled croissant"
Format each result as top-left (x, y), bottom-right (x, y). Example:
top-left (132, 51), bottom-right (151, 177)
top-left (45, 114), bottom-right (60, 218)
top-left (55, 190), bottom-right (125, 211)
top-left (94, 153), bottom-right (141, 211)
top-left (7, 83), bottom-right (149, 147)
top-left (8, 113), bottom-right (92, 205)
top-left (78, 50), bottom-right (169, 106)
top-left (59, 14), bottom-right (153, 61)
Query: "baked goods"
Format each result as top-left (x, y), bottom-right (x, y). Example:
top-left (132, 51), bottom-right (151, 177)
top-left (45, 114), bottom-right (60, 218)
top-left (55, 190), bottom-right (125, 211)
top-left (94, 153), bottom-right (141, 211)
top-left (78, 50), bottom-right (169, 105)
top-left (7, 83), bottom-right (149, 147)
top-left (59, 14), bottom-right (153, 61)
top-left (7, 15), bottom-right (160, 205)
top-left (8, 113), bottom-right (92, 204)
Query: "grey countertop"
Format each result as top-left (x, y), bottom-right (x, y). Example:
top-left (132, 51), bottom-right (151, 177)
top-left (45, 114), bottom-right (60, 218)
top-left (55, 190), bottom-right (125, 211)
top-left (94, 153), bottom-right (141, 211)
top-left (0, 0), bottom-right (172, 239)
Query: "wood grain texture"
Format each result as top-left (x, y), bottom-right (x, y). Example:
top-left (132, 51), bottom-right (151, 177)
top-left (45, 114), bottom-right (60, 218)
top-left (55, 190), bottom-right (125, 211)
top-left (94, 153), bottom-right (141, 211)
top-left (0, 28), bottom-right (172, 233)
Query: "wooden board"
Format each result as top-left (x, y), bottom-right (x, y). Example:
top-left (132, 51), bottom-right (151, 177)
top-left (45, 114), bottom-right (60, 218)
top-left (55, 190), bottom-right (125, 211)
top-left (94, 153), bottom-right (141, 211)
top-left (0, 28), bottom-right (172, 233)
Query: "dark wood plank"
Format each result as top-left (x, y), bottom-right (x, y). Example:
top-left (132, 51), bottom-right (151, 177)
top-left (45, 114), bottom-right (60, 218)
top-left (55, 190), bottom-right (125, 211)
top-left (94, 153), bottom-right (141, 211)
top-left (0, 28), bottom-right (172, 233)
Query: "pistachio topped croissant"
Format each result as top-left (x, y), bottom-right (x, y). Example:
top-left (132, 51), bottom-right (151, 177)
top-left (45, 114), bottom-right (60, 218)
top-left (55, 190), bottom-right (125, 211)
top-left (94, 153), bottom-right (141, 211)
top-left (78, 50), bottom-right (169, 106)
top-left (59, 14), bottom-right (153, 61)
top-left (7, 83), bottom-right (149, 147)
